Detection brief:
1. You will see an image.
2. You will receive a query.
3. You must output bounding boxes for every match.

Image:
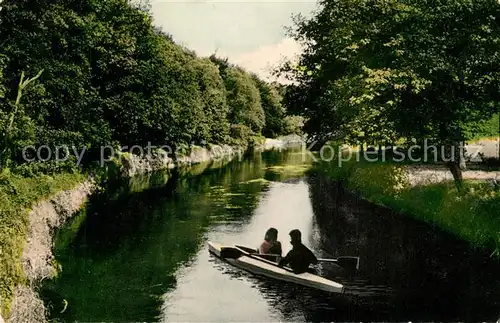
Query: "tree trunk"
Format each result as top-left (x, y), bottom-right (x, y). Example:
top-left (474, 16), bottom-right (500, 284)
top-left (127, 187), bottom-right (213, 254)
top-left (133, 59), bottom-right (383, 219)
top-left (446, 161), bottom-right (463, 191)
top-left (459, 141), bottom-right (467, 170)
top-left (171, 143), bottom-right (179, 164)
top-left (444, 142), bottom-right (464, 191)
top-left (357, 142), bottom-right (364, 161)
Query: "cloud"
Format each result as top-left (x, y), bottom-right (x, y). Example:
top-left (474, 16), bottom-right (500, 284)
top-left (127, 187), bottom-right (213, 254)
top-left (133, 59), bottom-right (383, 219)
top-left (227, 37), bottom-right (303, 84)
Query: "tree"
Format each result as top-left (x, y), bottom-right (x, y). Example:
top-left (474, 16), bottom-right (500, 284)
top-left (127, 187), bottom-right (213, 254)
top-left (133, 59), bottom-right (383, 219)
top-left (0, 0), bottom-right (289, 172)
top-left (0, 70), bottom-right (40, 168)
top-left (191, 58), bottom-right (230, 143)
top-left (282, 0), bottom-right (500, 189)
top-left (251, 74), bottom-right (285, 138)
top-left (223, 67), bottom-right (265, 135)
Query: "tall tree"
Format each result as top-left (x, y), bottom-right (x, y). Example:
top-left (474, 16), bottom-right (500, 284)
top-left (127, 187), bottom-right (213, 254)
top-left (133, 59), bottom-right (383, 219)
top-left (223, 66), bottom-right (265, 135)
top-left (0, 0), bottom-right (289, 171)
top-left (191, 58), bottom-right (230, 143)
top-left (251, 74), bottom-right (285, 138)
top-left (282, 0), bottom-right (500, 189)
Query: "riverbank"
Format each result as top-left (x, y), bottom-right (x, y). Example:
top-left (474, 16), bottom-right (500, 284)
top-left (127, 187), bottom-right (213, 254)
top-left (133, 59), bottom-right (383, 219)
top-left (0, 172), bottom-right (86, 319)
top-left (39, 145), bottom-right (333, 322)
top-left (307, 173), bottom-right (500, 322)
top-left (0, 136), bottom-right (299, 322)
top-left (6, 179), bottom-right (94, 323)
top-left (313, 156), bottom-right (500, 258)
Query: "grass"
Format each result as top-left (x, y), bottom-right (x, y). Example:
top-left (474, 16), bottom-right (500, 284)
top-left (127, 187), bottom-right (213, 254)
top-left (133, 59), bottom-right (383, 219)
top-left (466, 114), bottom-right (499, 142)
top-left (315, 156), bottom-right (500, 257)
top-left (0, 169), bottom-right (84, 316)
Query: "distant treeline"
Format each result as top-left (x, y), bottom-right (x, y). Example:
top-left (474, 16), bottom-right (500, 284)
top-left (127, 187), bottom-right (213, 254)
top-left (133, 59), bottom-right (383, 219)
top-left (0, 0), bottom-right (302, 174)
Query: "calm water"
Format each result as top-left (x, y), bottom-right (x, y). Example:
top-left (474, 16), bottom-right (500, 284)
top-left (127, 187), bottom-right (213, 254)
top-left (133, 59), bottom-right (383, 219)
top-left (44, 148), bottom-right (500, 322)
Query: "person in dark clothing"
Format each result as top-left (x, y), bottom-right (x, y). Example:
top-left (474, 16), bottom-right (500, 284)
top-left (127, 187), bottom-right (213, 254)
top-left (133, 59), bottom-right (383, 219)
top-left (278, 229), bottom-right (318, 274)
top-left (258, 227), bottom-right (282, 256)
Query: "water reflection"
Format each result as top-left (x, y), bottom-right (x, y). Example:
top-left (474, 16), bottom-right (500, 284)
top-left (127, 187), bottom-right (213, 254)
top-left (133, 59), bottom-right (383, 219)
top-left (159, 178), bottom-right (337, 322)
top-left (45, 148), bottom-right (315, 322)
top-left (307, 173), bottom-right (500, 321)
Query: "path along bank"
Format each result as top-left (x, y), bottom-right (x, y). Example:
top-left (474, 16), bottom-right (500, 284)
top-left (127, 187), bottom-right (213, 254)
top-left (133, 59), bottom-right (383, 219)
top-left (0, 136), bottom-right (301, 323)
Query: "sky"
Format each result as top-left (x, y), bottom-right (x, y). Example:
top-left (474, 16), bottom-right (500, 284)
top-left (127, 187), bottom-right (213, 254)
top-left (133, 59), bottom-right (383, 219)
top-left (150, 0), bottom-right (318, 83)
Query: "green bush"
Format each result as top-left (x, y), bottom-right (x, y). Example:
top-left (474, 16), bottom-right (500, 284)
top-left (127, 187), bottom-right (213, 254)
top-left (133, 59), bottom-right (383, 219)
top-left (465, 114), bottom-right (499, 141)
top-left (283, 115), bottom-right (305, 135)
top-left (229, 124), bottom-right (253, 146)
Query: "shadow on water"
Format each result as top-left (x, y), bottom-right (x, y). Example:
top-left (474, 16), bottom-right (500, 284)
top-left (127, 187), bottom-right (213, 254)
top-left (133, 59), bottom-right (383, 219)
top-left (43, 148), bottom-right (312, 322)
top-left (307, 173), bottom-right (500, 321)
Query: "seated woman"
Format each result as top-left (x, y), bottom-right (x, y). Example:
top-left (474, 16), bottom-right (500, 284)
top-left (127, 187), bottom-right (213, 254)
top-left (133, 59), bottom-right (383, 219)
top-left (258, 227), bottom-right (282, 257)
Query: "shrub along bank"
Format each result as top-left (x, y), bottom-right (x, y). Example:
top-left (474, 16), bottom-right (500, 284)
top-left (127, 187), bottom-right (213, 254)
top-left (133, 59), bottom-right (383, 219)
top-left (313, 155), bottom-right (500, 258)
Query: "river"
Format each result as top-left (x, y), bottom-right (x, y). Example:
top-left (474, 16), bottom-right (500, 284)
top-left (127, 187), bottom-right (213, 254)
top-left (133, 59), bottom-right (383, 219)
top-left (43, 147), bottom-right (500, 322)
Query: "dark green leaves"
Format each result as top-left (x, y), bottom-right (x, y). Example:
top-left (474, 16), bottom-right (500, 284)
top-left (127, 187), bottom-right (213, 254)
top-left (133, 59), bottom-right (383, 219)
top-left (0, 0), bottom-right (293, 172)
top-left (283, 0), bottom-right (500, 146)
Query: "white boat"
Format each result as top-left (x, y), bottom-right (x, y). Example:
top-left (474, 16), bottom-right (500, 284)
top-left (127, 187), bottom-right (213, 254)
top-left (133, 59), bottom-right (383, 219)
top-left (208, 241), bottom-right (344, 294)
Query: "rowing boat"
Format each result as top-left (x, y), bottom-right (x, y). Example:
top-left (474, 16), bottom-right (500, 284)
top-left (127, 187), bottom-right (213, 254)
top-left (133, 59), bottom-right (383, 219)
top-left (208, 241), bottom-right (344, 294)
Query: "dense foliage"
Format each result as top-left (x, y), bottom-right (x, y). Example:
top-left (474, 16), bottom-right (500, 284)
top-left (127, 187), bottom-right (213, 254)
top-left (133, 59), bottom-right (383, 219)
top-left (465, 113), bottom-right (499, 141)
top-left (0, 0), bottom-right (297, 173)
top-left (282, 0), bottom-right (500, 187)
top-left (0, 0), bottom-right (305, 316)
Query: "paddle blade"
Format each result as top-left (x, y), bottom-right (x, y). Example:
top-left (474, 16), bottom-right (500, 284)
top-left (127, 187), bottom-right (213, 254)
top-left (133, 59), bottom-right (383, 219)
top-left (336, 256), bottom-right (360, 271)
top-left (220, 247), bottom-right (244, 259)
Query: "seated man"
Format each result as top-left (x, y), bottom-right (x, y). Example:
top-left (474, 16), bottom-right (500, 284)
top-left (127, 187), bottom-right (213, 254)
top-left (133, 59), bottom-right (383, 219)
top-left (278, 229), bottom-right (318, 274)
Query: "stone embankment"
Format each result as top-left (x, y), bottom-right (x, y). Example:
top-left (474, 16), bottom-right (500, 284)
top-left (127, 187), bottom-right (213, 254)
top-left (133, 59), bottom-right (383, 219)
top-left (120, 136), bottom-right (303, 178)
top-left (8, 181), bottom-right (96, 323)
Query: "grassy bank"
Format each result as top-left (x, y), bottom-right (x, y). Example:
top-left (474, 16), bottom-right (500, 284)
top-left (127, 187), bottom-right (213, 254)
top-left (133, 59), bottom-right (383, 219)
top-left (0, 170), bottom-right (84, 316)
top-left (466, 114), bottom-right (499, 142)
top-left (314, 156), bottom-right (500, 257)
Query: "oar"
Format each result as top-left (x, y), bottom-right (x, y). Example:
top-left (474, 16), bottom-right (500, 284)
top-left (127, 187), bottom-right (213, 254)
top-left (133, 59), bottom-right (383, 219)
top-left (317, 256), bottom-right (360, 271)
